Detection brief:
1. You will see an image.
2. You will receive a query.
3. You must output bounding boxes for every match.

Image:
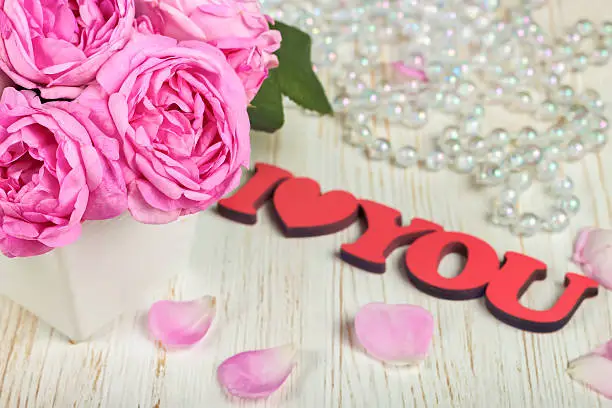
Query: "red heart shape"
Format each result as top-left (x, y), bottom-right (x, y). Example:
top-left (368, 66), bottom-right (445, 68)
top-left (273, 177), bottom-right (359, 237)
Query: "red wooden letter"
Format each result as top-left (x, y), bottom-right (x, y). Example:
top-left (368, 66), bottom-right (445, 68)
top-left (404, 231), bottom-right (500, 300)
top-left (485, 252), bottom-right (599, 333)
top-left (340, 200), bottom-right (443, 273)
top-left (217, 163), bottom-right (293, 224)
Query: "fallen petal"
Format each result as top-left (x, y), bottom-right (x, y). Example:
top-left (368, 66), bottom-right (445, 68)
top-left (568, 340), bottom-right (612, 399)
top-left (354, 302), bottom-right (434, 365)
top-left (573, 227), bottom-right (612, 290)
top-left (217, 345), bottom-right (296, 399)
top-left (391, 61), bottom-right (428, 83)
top-left (148, 296), bottom-right (216, 347)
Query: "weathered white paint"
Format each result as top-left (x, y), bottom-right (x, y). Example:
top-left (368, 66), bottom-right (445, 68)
top-left (1, 0), bottom-right (612, 406)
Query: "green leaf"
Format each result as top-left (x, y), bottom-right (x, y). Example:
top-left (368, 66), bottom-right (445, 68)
top-left (248, 69), bottom-right (284, 133)
top-left (272, 21), bottom-right (333, 115)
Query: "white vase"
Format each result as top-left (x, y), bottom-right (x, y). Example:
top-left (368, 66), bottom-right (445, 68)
top-left (0, 213), bottom-right (199, 341)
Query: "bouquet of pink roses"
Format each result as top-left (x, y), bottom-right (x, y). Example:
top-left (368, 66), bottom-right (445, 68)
top-left (0, 0), bottom-right (330, 258)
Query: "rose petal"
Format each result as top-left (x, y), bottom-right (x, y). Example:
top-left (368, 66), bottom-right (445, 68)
top-left (354, 302), bottom-right (434, 365)
top-left (148, 295), bottom-right (216, 347)
top-left (217, 345), bottom-right (296, 399)
top-left (127, 180), bottom-right (181, 224)
top-left (568, 340), bottom-right (612, 399)
top-left (391, 61), bottom-right (429, 83)
top-left (573, 227), bottom-right (612, 290)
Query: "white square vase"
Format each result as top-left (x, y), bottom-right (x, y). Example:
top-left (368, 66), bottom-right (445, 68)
top-left (0, 214), bottom-right (199, 341)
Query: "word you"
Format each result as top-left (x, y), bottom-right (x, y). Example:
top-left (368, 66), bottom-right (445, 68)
top-left (217, 163), bottom-right (599, 333)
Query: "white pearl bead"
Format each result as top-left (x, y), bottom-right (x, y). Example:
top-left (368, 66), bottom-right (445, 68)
top-left (543, 144), bottom-right (565, 160)
top-left (535, 160), bottom-right (559, 181)
top-left (344, 125), bottom-right (374, 146)
top-left (538, 44), bottom-right (554, 60)
top-left (504, 152), bottom-right (526, 172)
top-left (557, 85), bottom-right (575, 105)
top-left (490, 202), bottom-right (518, 226)
top-left (467, 136), bottom-right (488, 157)
top-left (536, 99), bottom-right (560, 121)
top-left (551, 61), bottom-right (567, 76)
top-left (591, 116), bottom-right (609, 132)
top-left (394, 146), bottom-right (419, 168)
top-left (554, 40), bottom-right (571, 55)
top-left (511, 213), bottom-right (541, 237)
top-left (565, 138), bottom-right (586, 161)
top-left (580, 89), bottom-right (605, 113)
top-left (486, 84), bottom-right (506, 103)
top-left (384, 103), bottom-right (405, 123)
top-left (356, 89), bottom-right (380, 111)
top-left (506, 171), bottom-right (532, 192)
top-left (550, 176), bottom-right (574, 196)
top-left (426, 61), bottom-right (445, 82)
top-left (367, 138), bottom-right (392, 160)
top-left (602, 20), bottom-right (612, 36)
top-left (404, 51), bottom-right (425, 68)
top-left (571, 53), bottom-right (589, 72)
top-left (452, 154), bottom-right (476, 174)
top-left (474, 163), bottom-right (505, 186)
top-left (585, 130), bottom-right (608, 151)
top-left (575, 19), bottom-right (595, 36)
top-left (442, 126), bottom-right (461, 141)
top-left (440, 139), bottom-right (463, 157)
top-left (462, 115), bottom-right (481, 135)
top-left (541, 73), bottom-right (560, 89)
top-left (517, 127), bottom-right (538, 144)
top-left (591, 48), bottom-right (610, 66)
top-left (404, 107), bottom-right (428, 129)
top-left (498, 188), bottom-right (519, 204)
top-left (488, 128), bottom-right (511, 146)
top-left (457, 81), bottom-right (477, 99)
top-left (521, 145), bottom-right (543, 165)
top-left (441, 93), bottom-right (462, 114)
top-left (513, 91), bottom-right (535, 112)
top-left (556, 195), bottom-right (581, 214)
top-left (500, 74), bottom-right (519, 91)
top-left (333, 92), bottom-right (353, 111)
top-left (349, 112), bottom-right (372, 127)
top-left (422, 150), bottom-right (447, 171)
top-left (567, 103), bottom-right (588, 122)
top-left (547, 125), bottom-right (567, 142)
top-left (543, 208), bottom-right (570, 233)
top-left (486, 146), bottom-right (506, 165)
top-left (390, 91), bottom-right (408, 105)
top-left (471, 104), bottom-right (486, 118)
top-left (403, 79), bottom-right (424, 95)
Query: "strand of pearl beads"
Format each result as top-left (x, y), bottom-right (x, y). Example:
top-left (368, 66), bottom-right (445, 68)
top-left (258, 0), bottom-right (611, 237)
top-left (337, 16), bottom-right (609, 236)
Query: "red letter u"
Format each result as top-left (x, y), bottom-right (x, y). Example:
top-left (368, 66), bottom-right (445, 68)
top-left (485, 252), bottom-right (599, 333)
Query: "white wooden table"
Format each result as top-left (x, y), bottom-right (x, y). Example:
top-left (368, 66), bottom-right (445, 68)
top-left (2, 1), bottom-right (612, 407)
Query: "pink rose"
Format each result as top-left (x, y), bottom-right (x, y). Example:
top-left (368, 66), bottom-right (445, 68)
top-left (0, 0), bottom-right (134, 100)
top-left (136, 0), bottom-right (281, 100)
top-left (0, 88), bottom-right (127, 257)
top-left (573, 227), bottom-right (612, 290)
top-left (78, 33), bottom-right (250, 224)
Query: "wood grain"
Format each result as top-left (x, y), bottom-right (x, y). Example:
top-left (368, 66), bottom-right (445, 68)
top-left (1, 1), bottom-right (612, 407)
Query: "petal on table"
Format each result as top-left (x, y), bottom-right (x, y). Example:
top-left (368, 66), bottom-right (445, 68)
top-left (354, 302), bottom-right (434, 365)
top-left (148, 295), bottom-right (216, 347)
top-left (568, 340), bottom-right (612, 399)
top-left (217, 345), bottom-right (297, 399)
top-left (573, 227), bottom-right (612, 290)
